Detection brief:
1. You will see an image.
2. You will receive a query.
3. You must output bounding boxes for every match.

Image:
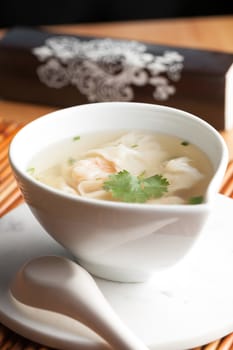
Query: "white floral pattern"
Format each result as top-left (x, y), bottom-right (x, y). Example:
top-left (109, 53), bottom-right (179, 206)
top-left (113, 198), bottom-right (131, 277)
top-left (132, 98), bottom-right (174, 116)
top-left (32, 36), bottom-right (184, 102)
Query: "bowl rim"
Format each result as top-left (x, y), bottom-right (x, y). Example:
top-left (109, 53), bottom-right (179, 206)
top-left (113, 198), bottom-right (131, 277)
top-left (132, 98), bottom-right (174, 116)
top-left (9, 102), bottom-right (228, 211)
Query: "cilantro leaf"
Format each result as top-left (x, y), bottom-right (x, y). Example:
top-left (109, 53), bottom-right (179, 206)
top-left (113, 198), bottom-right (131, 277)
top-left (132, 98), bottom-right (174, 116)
top-left (103, 170), bottom-right (169, 203)
top-left (141, 175), bottom-right (169, 198)
top-left (103, 170), bottom-right (147, 203)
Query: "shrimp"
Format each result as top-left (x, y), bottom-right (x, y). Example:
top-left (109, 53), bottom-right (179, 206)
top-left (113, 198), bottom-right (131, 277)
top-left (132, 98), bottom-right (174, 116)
top-left (71, 156), bottom-right (116, 185)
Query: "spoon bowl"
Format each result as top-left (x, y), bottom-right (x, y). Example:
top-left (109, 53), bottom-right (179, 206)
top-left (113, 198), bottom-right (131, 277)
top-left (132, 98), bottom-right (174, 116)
top-left (10, 255), bottom-right (149, 350)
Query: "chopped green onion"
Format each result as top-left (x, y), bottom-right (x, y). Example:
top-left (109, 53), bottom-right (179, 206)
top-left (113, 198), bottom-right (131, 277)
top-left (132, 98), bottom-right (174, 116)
top-left (73, 135), bottom-right (80, 141)
top-left (67, 157), bottom-right (75, 165)
top-left (188, 196), bottom-right (204, 204)
top-left (181, 141), bottom-right (189, 146)
top-left (27, 167), bottom-right (35, 175)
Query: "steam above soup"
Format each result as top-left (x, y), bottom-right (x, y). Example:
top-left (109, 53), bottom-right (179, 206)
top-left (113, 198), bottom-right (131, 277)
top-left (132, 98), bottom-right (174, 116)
top-left (29, 130), bottom-right (213, 204)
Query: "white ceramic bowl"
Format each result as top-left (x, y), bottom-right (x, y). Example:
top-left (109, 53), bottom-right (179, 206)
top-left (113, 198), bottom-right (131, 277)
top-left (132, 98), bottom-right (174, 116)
top-left (9, 102), bottom-right (228, 282)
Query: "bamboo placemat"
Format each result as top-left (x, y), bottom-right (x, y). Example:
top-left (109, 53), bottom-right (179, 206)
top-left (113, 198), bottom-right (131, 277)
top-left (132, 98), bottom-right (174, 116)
top-left (1, 119), bottom-right (233, 350)
top-left (0, 118), bottom-right (24, 218)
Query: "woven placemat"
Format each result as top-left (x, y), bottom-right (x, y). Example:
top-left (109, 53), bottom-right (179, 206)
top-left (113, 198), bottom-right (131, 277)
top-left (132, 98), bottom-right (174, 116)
top-left (1, 119), bottom-right (233, 350)
top-left (0, 118), bottom-right (24, 218)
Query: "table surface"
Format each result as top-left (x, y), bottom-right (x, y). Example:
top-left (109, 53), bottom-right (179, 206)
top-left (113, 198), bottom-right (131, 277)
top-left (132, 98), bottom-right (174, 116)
top-left (1, 15), bottom-right (233, 159)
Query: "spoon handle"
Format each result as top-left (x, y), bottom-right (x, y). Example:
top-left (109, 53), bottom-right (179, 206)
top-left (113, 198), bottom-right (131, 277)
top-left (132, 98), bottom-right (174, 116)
top-left (65, 274), bottom-right (149, 350)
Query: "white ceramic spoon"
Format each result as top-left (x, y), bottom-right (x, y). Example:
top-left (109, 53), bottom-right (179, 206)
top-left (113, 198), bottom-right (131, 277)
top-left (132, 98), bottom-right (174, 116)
top-left (10, 255), bottom-right (149, 350)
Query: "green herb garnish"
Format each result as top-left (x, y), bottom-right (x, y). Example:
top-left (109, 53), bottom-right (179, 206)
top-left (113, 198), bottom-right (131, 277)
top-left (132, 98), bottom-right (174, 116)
top-left (73, 135), bottom-right (80, 141)
top-left (27, 167), bottom-right (35, 175)
top-left (188, 196), bottom-right (204, 205)
top-left (103, 170), bottom-right (169, 203)
top-left (67, 157), bottom-right (75, 165)
top-left (181, 141), bottom-right (190, 146)
top-left (131, 144), bottom-right (138, 148)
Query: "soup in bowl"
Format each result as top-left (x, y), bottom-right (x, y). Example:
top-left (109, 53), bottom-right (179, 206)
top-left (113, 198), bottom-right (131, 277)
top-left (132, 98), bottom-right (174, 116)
top-left (9, 102), bottom-right (228, 282)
